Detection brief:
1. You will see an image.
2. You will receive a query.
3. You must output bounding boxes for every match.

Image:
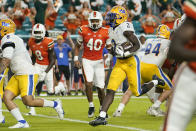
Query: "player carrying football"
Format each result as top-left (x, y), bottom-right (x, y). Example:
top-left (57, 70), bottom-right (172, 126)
top-left (164, 0), bottom-right (196, 130)
top-left (89, 6), bottom-right (165, 126)
top-left (74, 11), bottom-right (111, 118)
top-left (0, 19), bottom-right (64, 128)
top-left (113, 25), bottom-right (174, 117)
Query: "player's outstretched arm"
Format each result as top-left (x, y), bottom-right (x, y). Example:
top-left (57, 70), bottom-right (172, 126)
top-left (168, 17), bottom-right (196, 61)
top-left (123, 31), bottom-right (140, 53)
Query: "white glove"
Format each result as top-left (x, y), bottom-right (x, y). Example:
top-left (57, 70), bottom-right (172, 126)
top-left (115, 45), bottom-right (124, 57)
top-left (39, 71), bottom-right (46, 82)
top-left (105, 54), bottom-right (113, 66)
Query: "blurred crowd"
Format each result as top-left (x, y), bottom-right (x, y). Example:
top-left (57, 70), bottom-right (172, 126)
top-left (0, 0), bottom-right (183, 34)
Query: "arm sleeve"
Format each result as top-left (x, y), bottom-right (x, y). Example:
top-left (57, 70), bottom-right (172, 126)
top-left (2, 47), bottom-right (14, 59)
top-left (121, 22), bottom-right (135, 33)
top-left (48, 40), bottom-right (54, 49)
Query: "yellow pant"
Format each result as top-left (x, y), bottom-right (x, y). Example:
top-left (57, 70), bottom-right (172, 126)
top-left (141, 62), bottom-right (173, 90)
top-left (0, 68), bottom-right (9, 98)
top-left (5, 74), bottom-right (38, 97)
top-left (107, 56), bottom-right (142, 96)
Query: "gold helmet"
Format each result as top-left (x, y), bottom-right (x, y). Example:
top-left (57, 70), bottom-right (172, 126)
top-left (0, 19), bottom-right (16, 39)
top-left (106, 6), bottom-right (128, 27)
top-left (156, 24), bottom-right (170, 39)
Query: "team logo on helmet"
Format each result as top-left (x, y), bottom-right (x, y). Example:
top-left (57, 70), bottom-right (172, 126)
top-left (106, 6), bottom-right (128, 27)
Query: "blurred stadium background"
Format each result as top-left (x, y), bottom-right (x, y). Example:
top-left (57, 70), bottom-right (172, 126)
top-left (1, 0), bottom-right (196, 131)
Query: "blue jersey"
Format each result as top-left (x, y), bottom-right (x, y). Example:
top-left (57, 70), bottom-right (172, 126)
top-left (54, 43), bottom-right (72, 66)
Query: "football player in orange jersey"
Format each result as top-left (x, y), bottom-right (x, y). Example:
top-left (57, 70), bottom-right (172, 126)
top-left (74, 11), bottom-right (111, 118)
top-left (164, 0), bottom-right (196, 130)
top-left (28, 23), bottom-right (56, 95)
top-left (28, 23), bottom-right (56, 115)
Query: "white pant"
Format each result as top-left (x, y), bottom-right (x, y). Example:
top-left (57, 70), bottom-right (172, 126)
top-left (82, 58), bottom-right (105, 88)
top-left (165, 63), bottom-right (196, 131)
top-left (34, 63), bottom-right (54, 93)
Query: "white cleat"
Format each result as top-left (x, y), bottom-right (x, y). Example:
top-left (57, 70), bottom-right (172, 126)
top-left (9, 121), bottom-right (29, 128)
top-left (0, 116), bottom-right (5, 124)
top-left (147, 107), bottom-right (165, 117)
top-left (113, 109), bottom-right (122, 117)
top-left (54, 99), bottom-right (64, 120)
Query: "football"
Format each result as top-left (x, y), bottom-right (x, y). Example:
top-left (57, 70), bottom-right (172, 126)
top-left (121, 41), bottom-right (133, 52)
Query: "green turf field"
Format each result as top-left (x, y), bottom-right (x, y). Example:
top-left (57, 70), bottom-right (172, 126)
top-left (1, 96), bottom-right (196, 131)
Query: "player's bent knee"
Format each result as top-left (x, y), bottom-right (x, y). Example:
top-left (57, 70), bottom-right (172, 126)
top-left (22, 96), bottom-right (34, 106)
top-left (3, 90), bottom-right (16, 101)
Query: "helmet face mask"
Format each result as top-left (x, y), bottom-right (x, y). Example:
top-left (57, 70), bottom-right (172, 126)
top-left (32, 24), bottom-right (46, 40)
top-left (88, 11), bottom-right (103, 30)
top-left (106, 12), bottom-right (117, 27)
top-left (90, 19), bottom-right (100, 30)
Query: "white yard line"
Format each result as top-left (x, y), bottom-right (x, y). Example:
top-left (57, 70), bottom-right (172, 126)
top-left (33, 114), bottom-right (152, 131)
top-left (37, 96), bottom-right (147, 100)
top-left (2, 109), bottom-right (152, 131)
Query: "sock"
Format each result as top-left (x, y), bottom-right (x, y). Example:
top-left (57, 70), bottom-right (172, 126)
top-left (152, 100), bottom-right (162, 108)
top-left (10, 108), bottom-right (25, 122)
top-left (43, 99), bottom-right (57, 108)
top-left (29, 107), bottom-right (35, 113)
top-left (154, 93), bottom-right (160, 102)
top-left (99, 111), bottom-right (106, 118)
top-left (152, 80), bottom-right (158, 86)
top-left (0, 97), bottom-right (3, 117)
top-left (89, 102), bottom-right (94, 107)
top-left (117, 103), bottom-right (125, 111)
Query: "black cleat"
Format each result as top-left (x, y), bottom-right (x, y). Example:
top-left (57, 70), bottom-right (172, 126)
top-left (88, 107), bottom-right (95, 118)
top-left (153, 75), bottom-right (165, 86)
top-left (89, 116), bottom-right (107, 126)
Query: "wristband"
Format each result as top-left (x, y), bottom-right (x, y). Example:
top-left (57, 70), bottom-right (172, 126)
top-left (74, 56), bottom-right (79, 61)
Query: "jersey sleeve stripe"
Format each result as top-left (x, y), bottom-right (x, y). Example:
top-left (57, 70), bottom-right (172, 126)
top-left (79, 27), bottom-right (82, 33)
top-left (2, 42), bottom-right (15, 50)
top-left (48, 42), bottom-right (54, 47)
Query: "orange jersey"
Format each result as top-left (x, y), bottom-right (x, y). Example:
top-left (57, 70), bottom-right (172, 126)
top-left (78, 25), bottom-right (109, 60)
top-left (186, 39), bottom-right (196, 73)
top-left (28, 37), bottom-right (54, 65)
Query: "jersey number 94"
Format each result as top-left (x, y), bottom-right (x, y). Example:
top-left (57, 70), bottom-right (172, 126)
top-left (145, 43), bottom-right (161, 56)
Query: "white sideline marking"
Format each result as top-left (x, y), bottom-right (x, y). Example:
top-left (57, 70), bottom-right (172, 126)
top-left (35, 114), bottom-right (152, 131)
top-left (2, 109), bottom-right (152, 131)
top-left (38, 96), bottom-right (147, 100)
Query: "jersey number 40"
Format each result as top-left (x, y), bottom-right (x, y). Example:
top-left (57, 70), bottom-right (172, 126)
top-left (145, 43), bottom-right (161, 56)
top-left (87, 38), bottom-right (103, 51)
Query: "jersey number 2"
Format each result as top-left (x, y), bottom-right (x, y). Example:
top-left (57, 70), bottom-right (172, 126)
top-left (87, 38), bottom-right (103, 51)
top-left (35, 50), bottom-right (43, 60)
top-left (145, 43), bottom-right (161, 56)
